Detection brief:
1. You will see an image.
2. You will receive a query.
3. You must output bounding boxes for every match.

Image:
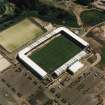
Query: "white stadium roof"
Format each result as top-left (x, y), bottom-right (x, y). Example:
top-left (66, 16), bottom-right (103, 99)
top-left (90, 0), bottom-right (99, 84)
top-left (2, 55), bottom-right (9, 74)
top-left (68, 61), bottom-right (84, 74)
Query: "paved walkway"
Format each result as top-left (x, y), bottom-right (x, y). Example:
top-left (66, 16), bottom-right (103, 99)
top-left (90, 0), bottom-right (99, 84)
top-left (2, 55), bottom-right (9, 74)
top-left (90, 53), bottom-right (101, 67)
top-left (0, 54), bottom-right (11, 72)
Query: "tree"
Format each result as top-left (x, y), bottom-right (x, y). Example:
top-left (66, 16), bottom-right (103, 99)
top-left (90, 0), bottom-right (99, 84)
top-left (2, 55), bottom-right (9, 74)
top-left (9, 0), bottom-right (39, 9)
top-left (0, 0), bottom-right (7, 14)
top-left (0, 0), bottom-right (15, 15)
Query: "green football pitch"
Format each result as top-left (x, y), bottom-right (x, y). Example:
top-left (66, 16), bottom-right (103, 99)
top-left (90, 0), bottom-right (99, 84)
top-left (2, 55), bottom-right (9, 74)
top-left (29, 35), bottom-right (82, 73)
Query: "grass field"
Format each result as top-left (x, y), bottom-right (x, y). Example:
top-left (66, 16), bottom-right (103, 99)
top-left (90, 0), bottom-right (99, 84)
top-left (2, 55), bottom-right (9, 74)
top-left (29, 35), bottom-right (82, 73)
top-left (0, 18), bottom-right (44, 52)
top-left (80, 9), bottom-right (105, 26)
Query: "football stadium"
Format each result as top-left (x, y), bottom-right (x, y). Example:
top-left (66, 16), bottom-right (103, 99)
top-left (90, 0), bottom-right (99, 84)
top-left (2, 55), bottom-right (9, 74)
top-left (18, 27), bottom-right (89, 79)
